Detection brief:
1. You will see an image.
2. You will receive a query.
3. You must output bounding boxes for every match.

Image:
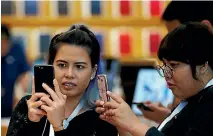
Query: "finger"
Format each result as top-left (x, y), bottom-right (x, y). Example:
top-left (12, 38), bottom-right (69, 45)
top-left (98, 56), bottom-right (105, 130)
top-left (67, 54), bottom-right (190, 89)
top-left (40, 104), bottom-right (52, 112)
top-left (95, 100), bottom-right (105, 107)
top-left (158, 103), bottom-right (164, 107)
top-left (145, 103), bottom-right (159, 111)
top-left (40, 96), bottom-right (53, 107)
top-left (143, 101), bottom-right (152, 105)
top-left (95, 107), bottom-right (106, 114)
top-left (32, 76), bottom-right (35, 94)
top-left (99, 114), bottom-right (106, 120)
top-left (29, 100), bottom-right (45, 108)
top-left (35, 109), bottom-right (47, 116)
top-left (140, 108), bottom-right (153, 115)
top-left (42, 83), bottom-right (58, 101)
top-left (30, 93), bottom-right (48, 102)
top-left (103, 101), bottom-right (118, 109)
top-left (53, 79), bottom-right (64, 100)
top-left (105, 109), bottom-right (116, 116)
top-left (107, 91), bottom-right (123, 104)
top-left (62, 94), bottom-right (67, 100)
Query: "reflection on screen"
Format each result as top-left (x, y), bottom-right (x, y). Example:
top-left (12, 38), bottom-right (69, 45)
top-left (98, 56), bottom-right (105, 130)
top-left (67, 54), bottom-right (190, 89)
top-left (132, 68), bottom-right (174, 115)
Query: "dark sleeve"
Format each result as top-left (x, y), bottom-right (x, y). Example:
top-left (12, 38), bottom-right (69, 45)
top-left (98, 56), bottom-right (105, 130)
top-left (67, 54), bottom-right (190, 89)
top-left (185, 91), bottom-right (213, 136)
top-left (54, 130), bottom-right (67, 136)
top-left (145, 127), bottom-right (166, 136)
top-left (6, 95), bottom-right (41, 136)
top-left (96, 119), bottom-right (118, 136)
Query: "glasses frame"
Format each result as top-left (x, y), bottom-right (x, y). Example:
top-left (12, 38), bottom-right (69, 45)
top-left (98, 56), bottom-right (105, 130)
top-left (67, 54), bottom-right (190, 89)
top-left (156, 65), bottom-right (174, 79)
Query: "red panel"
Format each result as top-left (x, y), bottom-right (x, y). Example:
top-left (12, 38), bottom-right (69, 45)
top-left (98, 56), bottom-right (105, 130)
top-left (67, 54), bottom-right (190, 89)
top-left (150, 1), bottom-right (160, 16)
top-left (150, 33), bottom-right (161, 54)
top-left (120, 0), bottom-right (131, 16)
top-left (119, 33), bottom-right (131, 55)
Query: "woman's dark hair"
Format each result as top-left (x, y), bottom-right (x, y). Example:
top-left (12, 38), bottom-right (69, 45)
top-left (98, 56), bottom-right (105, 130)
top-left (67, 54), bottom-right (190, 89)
top-left (158, 22), bottom-right (213, 79)
top-left (48, 24), bottom-right (100, 68)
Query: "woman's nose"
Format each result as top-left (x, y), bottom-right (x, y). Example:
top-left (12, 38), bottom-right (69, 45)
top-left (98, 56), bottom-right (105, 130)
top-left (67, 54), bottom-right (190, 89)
top-left (65, 67), bottom-right (75, 79)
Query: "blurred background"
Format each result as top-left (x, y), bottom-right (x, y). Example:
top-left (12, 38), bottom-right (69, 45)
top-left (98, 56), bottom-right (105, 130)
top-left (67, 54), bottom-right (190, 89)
top-left (1, 0), bottom-right (172, 135)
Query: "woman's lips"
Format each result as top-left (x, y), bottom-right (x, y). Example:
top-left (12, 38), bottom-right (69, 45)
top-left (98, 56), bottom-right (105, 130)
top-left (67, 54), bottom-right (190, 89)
top-left (167, 82), bottom-right (175, 88)
top-left (62, 81), bottom-right (77, 90)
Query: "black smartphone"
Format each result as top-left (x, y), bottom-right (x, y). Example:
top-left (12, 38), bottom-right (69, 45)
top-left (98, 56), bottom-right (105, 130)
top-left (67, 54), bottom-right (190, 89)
top-left (97, 74), bottom-right (110, 102)
top-left (132, 102), bottom-right (153, 111)
top-left (34, 65), bottom-right (55, 94)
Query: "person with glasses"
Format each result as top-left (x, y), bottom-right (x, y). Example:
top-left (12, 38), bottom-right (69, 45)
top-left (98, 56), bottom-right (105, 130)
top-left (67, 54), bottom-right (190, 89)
top-left (96, 22), bottom-right (213, 136)
top-left (139, 1), bottom-right (213, 125)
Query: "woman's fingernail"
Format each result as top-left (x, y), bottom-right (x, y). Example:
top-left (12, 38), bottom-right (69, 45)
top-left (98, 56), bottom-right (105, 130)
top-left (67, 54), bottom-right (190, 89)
top-left (107, 91), bottom-right (111, 94)
top-left (100, 101), bottom-right (104, 105)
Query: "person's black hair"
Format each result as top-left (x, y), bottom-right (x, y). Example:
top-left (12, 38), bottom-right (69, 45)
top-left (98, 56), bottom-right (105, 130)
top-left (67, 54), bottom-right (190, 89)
top-left (158, 22), bottom-right (213, 79)
top-left (48, 24), bottom-right (100, 69)
top-left (162, 1), bottom-right (213, 25)
top-left (1, 24), bottom-right (11, 40)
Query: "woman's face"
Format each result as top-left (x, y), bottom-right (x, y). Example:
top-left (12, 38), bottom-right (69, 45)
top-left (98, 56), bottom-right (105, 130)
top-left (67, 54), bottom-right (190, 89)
top-left (163, 59), bottom-right (204, 100)
top-left (53, 44), bottom-right (94, 98)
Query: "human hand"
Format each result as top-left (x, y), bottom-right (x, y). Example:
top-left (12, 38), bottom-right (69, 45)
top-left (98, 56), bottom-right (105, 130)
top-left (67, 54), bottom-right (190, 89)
top-left (139, 101), bottom-right (171, 123)
top-left (27, 77), bottom-right (47, 122)
top-left (40, 79), bottom-right (67, 131)
top-left (96, 91), bottom-right (141, 132)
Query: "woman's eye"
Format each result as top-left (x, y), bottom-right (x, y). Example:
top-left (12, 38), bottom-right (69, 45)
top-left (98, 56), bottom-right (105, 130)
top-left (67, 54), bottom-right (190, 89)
top-left (58, 64), bottom-right (66, 68)
top-left (76, 65), bottom-right (84, 69)
top-left (170, 63), bottom-right (179, 68)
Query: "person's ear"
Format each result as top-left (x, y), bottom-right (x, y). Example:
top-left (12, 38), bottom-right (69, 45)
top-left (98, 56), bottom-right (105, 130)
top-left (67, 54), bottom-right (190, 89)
top-left (201, 20), bottom-right (213, 32)
top-left (200, 62), bottom-right (209, 74)
top-left (91, 64), bottom-right (98, 80)
top-left (197, 62), bottom-right (209, 75)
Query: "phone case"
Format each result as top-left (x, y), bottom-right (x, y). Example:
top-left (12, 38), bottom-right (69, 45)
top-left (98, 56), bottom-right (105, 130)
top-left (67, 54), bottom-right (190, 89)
top-left (34, 65), bottom-right (55, 94)
top-left (97, 74), bottom-right (110, 102)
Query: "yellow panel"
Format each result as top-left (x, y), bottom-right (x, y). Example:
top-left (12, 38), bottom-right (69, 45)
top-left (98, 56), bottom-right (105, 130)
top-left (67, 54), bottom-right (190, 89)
top-left (74, 1), bottom-right (81, 18)
top-left (132, 27), bottom-right (142, 58)
top-left (104, 26), bottom-right (111, 57)
top-left (1, 16), bottom-right (164, 27)
top-left (40, 0), bottom-right (50, 17)
top-left (103, 1), bottom-right (111, 18)
top-left (134, 1), bottom-right (142, 17)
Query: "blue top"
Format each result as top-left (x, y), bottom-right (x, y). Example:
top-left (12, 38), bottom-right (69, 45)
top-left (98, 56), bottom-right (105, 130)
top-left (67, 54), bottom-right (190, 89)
top-left (1, 43), bottom-right (30, 117)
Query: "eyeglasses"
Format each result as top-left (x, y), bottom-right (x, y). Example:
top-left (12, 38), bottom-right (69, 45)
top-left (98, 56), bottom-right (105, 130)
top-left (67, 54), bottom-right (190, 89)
top-left (156, 65), bottom-right (174, 78)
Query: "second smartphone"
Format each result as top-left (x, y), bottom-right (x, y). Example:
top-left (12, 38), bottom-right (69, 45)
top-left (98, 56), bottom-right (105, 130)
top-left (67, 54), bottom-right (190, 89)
top-left (97, 74), bottom-right (110, 102)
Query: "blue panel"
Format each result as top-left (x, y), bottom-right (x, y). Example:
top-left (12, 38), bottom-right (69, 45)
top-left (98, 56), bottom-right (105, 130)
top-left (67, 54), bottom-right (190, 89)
top-left (24, 0), bottom-right (38, 15)
top-left (40, 34), bottom-right (51, 53)
top-left (91, 0), bottom-right (101, 15)
top-left (95, 33), bottom-right (103, 52)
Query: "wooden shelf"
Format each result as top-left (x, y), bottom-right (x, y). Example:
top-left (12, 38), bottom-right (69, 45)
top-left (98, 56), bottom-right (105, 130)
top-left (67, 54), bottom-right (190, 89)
top-left (2, 16), bottom-right (164, 27)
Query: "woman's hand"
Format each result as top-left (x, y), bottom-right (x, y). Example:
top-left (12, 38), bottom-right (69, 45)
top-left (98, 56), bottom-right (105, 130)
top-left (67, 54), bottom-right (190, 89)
top-left (40, 79), bottom-right (67, 131)
top-left (139, 102), bottom-right (171, 123)
top-left (96, 91), bottom-right (142, 132)
top-left (27, 77), bottom-right (47, 122)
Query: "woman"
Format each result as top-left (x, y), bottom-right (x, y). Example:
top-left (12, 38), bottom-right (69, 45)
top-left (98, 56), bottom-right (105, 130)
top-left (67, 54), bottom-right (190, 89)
top-left (96, 22), bottom-right (213, 136)
top-left (7, 24), bottom-right (118, 136)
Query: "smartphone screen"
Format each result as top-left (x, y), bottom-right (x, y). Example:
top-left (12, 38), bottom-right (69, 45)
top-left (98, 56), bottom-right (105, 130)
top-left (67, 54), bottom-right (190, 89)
top-left (97, 74), bottom-right (110, 102)
top-left (34, 65), bottom-right (55, 94)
